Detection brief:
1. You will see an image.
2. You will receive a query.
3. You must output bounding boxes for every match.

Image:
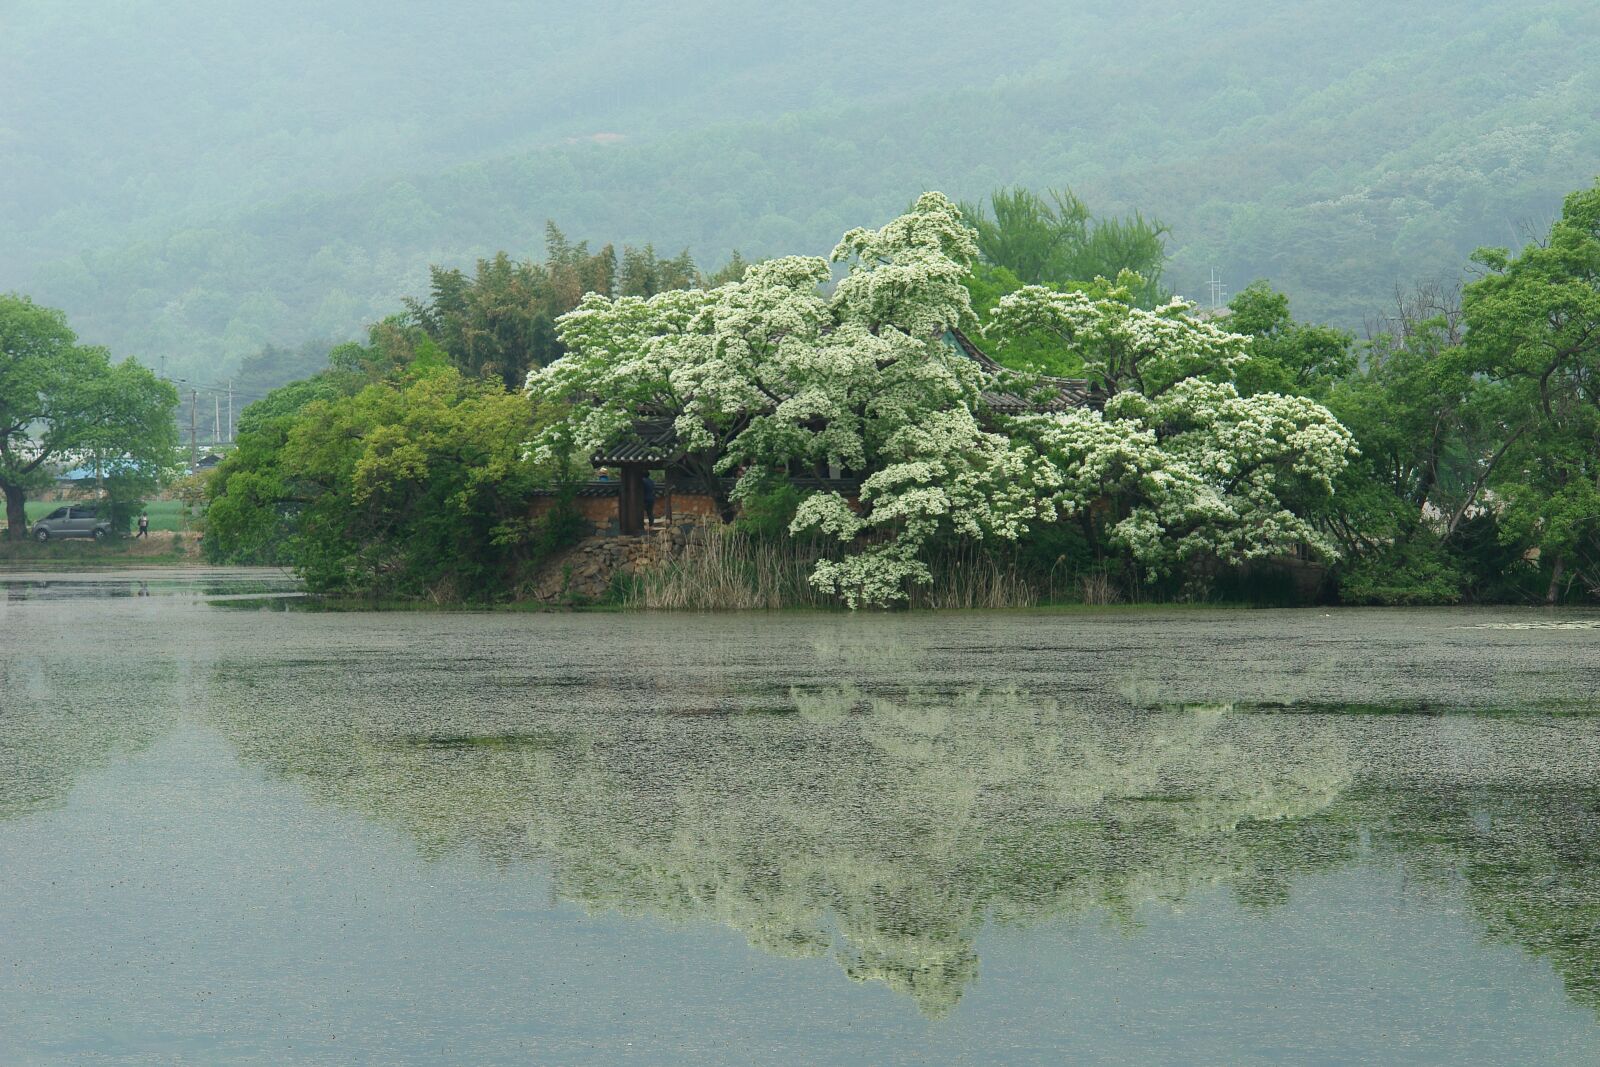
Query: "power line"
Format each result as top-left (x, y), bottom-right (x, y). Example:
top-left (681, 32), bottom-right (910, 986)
top-left (1208, 268), bottom-right (1227, 311)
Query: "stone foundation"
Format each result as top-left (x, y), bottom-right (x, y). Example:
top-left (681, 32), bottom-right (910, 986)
top-left (528, 517), bottom-right (714, 604)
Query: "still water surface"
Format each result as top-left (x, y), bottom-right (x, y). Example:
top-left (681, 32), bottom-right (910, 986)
top-left (2, 569), bottom-right (1598, 1064)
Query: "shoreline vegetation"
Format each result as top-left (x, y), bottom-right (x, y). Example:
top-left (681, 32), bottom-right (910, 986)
top-left (0, 532), bottom-right (198, 567)
top-left (9, 181), bottom-right (1600, 611)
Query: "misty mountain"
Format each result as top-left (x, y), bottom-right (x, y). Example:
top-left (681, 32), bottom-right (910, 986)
top-left (0, 0), bottom-right (1077, 272)
top-left (5, 0), bottom-right (1598, 378)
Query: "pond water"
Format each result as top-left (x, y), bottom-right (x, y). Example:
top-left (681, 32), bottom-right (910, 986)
top-left (2, 569), bottom-right (1599, 1064)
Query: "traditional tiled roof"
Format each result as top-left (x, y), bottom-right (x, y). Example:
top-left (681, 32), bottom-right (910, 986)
top-left (591, 418), bottom-right (681, 465)
top-left (946, 328), bottom-right (1097, 412)
top-left (529, 482), bottom-right (621, 498)
top-left (529, 476), bottom-right (861, 499)
top-left (664, 475), bottom-right (863, 495)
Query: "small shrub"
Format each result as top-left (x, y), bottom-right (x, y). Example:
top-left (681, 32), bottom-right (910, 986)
top-left (1337, 537), bottom-right (1464, 606)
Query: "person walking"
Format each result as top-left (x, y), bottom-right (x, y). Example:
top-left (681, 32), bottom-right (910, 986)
top-left (642, 473), bottom-right (657, 527)
top-left (135, 512), bottom-right (149, 539)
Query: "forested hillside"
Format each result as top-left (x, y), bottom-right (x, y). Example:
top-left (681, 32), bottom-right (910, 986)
top-left (6, 0), bottom-right (1599, 378)
top-left (0, 0), bottom-right (1078, 273)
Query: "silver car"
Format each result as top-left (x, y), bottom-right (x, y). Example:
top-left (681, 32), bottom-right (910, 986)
top-left (32, 505), bottom-right (112, 542)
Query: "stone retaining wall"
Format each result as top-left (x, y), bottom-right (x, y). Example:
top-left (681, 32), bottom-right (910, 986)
top-left (528, 517), bottom-right (713, 604)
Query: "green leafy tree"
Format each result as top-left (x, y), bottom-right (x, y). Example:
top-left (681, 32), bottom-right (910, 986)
top-left (84, 360), bottom-right (186, 531)
top-left (280, 368), bottom-right (563, 599)
top-left (962, 263), bottom-right (1083, 376)
top-left (202, 373), bottom-right (346, 566)
top-left (618, 244), bottom-right (700, 297)
top-left (405, 225), bottom-right (618, 390)
top-left (703, 251), bottom-right (755, 287)
top-left (959, 187), bottom-right (1169, 306)
top-left (0, 294), bottom-right (178, 536)
top-left (1219, 283), bottom-right (1474, 605)
top-left (1464, 180), bottom-right (1600, 603)
top-left (989, 283), bottom-right (1356, 589)
top-left (1319, 288), bottom-right (1494, 603)
top-left (326, 318), bottom-right (444, 386)
top-left (1226, 283), bottom-right (1356, 398)
top-left (202, 318), bottom-right (431, 565)
top-left (208, 360), bottom-right (578, 598)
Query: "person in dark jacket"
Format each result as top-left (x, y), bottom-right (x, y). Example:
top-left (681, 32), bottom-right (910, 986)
top-left (642, 474), bottom-right (657, 527)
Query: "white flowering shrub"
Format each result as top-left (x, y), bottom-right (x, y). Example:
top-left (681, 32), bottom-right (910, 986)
top-left (528, 193), bottom-right (1046, 606)
top-left (986, 276), bottom-right (1250, 396)
top-left (999, 287), bottom-right (1358, 580)
top-left (528, 196), bottom-right (1358, 605)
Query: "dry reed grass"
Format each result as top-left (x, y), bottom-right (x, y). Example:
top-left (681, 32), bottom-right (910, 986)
top-left (625, 525), bottom-right (1042, 610)
top-left (1079, 569), bottom-right (1122, 605)
top-left (905, 545), bottom-right (1038, 609)
top-left (623, 525), bottom-right (830, 610)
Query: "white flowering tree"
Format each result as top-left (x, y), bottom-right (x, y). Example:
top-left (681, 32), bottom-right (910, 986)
top-left (527, 193), bottom-right (1042, 606)
top-left (991, 282), bottom-right (1358, 580)
top-left (528, 199), bottom-right (1357, 604)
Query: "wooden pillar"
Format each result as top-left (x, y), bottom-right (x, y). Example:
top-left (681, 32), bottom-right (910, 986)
top-left (619, 464), bottom-right (645, 535)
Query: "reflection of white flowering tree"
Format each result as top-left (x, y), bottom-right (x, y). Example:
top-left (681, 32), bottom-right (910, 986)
top-left (207, 624), bottom-right (1600, 1021)
top-left (992, 281), bottom-right (1358, 578)
top-left (213, 661), bottom-right (1354, 1018)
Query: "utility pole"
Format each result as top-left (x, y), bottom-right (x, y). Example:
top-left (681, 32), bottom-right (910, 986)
top-left (214, 393), bottom-right (221, 446)
top-left (190, 389), bottom-right (198, 469)
top-left (227, 380), bottom-right (234, 443)
top-left (1208, 268), bottom-right (1227, 312)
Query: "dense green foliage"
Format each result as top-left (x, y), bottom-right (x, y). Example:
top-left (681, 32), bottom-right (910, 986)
top-left (205, 345), bottom-right (584, 599)
top-left (969, 181), bottom-right (1600, 606)
top-left (961, 188), bottom-right (1169, 305)
top-left (403, 225), bottom-right (737, 391)
top-left (1462, 184), bottom-right (1600, 602)
top-left (0, 295), bottom-right (179, 535)
top-left (959, 188), bottom-right (1172, 377)
top-left (1273, 182), bottom-right (1600, 605)
top-left (7, 2), bottom-right (1599, 379)
top-left (200, 179), bottom-right (1600, 606)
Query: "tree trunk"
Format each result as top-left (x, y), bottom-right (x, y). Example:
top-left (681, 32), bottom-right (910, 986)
top-left (1546, 553), bottom-right (1566, 606)
top-left (685, 454), bottom-right (735, 524)
top-left (2, 482), bottom-right (27, 539)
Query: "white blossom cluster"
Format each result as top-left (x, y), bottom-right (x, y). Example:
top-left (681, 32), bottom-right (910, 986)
top-left (1002, 290), bottom-right (1359, 578)
top-left (987, 281), bottom-right (1249, 396)
top-left (526, 194), bottom-right (1357, 606)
